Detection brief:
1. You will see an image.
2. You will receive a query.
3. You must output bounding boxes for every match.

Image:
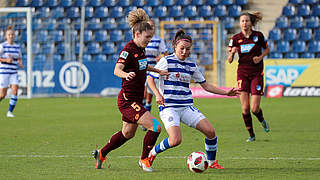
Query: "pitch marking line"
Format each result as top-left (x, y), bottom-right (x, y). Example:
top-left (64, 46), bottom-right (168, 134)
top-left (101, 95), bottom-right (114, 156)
top-left (0, 155), bottom-right (319, 160)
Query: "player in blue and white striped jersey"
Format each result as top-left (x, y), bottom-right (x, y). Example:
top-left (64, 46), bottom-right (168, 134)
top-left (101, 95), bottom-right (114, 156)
top-left (0, 26), bottom-right (23, 118)
top-left (146, 30), bottom-right (239, 169)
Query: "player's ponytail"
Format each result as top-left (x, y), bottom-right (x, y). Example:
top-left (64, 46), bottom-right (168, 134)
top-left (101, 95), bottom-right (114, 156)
top-left (240, 11), bottom-right (263, 26)
top-left (127, 8), bottom-right (152, 38)
top-left (172, 29), bottom-right (192, 51)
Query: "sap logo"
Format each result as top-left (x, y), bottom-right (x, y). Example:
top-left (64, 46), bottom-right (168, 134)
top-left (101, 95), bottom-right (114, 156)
top-left (240, 44), bottom-right (254, 53)
top-left (265, 65), bottom-right (308, 86)
top-left (18, 70), bottom-right (55, 88)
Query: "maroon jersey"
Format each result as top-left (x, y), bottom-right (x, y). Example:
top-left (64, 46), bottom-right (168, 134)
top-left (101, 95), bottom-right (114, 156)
top-left (229, 30), bottom-right (268, 73)
top-left (116, 40), bottom-right (148, 102)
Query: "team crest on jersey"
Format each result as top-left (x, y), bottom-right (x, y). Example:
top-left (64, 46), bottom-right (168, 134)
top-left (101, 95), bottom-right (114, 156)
top-left (138, 58), bottom-right (147, 70)
top-left (228, 39), bottom-right (233, 46)
top-left (256, 85), bottom-right (261, 91)
top-left (253, 36), bottom-right (258, 42)
top-left (238, 39), bottom-right (243, 43)
top-left (120, 51), bottom-right (129, 59)
top-left (240, 43), bottom-right (255, 53)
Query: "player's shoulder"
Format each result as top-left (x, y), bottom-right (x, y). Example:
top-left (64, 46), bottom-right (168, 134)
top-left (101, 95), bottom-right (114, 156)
top-left (252, 30), bottom-right (264, 37)
top-left (232, 32), bottom-right (242, 39)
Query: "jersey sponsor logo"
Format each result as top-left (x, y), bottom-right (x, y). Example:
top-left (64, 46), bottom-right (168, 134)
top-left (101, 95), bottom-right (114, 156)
top-left (253, 36), bottom-right (258, 42)
top-left (134, 54), bottom-right (138, 58)
top-left (120, 51), bottom-right (129, 59)
top-left (228, 39), bottom-right (233, 46)
top-left (283, 86), bottom-right (320, 97)
top-left (138, 58), bottom-right (147, 70)
top-left (240, 43), bottom-right (254, 53)
top-left (266, 85), bottom-right (283, 98)
top-left (265, 65), bottom-right (308, 86)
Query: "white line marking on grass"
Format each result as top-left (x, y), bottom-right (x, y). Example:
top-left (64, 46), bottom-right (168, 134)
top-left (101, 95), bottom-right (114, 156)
top-left (1, 155), bottom-right (320, 160)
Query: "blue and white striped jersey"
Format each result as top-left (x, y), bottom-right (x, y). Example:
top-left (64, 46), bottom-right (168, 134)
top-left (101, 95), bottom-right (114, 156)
top-left (0, 41), bottom-right (22, 74)
top-left (149, 54), bottom-right (206, 107)
top-left (145, 35), bottom-right (167, 67)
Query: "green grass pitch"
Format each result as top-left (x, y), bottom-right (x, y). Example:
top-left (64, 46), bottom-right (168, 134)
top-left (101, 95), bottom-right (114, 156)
top-left (0, 97), bottom-right (319, 179)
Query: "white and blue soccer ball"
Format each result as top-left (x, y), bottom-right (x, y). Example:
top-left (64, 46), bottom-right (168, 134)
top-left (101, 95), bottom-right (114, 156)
top-left (187, 151), bottom-right (208, 173)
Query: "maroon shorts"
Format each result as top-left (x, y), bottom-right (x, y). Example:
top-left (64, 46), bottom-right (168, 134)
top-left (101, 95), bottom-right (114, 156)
top-left (118, 92), bottom-right (147, 123)
top-left (237, 70), bottom-right (264, 95)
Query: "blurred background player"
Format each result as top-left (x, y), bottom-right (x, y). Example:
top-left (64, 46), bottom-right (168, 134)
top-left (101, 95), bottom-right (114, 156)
top-left (0, 26), bottom-right (23, 118)
top-left (141, 19), bottom-right (168, 131)
top-left (92, 9), bottom-right (168, 172)
top-left (147, 29), bottom-right (239, 170)
top-left (227, 12), bottom-right (270, 142)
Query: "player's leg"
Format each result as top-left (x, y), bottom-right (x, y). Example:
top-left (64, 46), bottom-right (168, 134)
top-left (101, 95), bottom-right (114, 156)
top-left (140, 85), bottom-right (148, 131)
top-left (145, 93), bottom-right (153, 111)
top-left (240, 92), bottom-right (255, 142)
top-left (0, 87), bottom-right (8, 102)
top-left (0, 74), bottom-right (9, 102)
top-left (7, 84), bottom-right (18, 117)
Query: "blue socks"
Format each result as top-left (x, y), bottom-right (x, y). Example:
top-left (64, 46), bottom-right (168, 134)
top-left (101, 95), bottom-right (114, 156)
top-left (205, 137), bottom-right (217, 161)
top-left (152, 137), bottom-right (172, 155)
top-left (8, 95), bottom-right (17, 112)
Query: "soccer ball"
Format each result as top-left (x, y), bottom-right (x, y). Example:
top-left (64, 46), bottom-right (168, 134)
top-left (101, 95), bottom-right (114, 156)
top-left (187, 151), bottom-right (208, 173)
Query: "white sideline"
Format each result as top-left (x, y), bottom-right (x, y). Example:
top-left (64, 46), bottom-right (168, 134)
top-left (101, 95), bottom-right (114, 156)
top-left (0, 155), bottom-right (320, 160)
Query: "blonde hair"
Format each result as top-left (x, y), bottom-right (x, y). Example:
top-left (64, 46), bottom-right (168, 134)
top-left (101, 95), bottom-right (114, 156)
top-left (240, 11), bottom-right (263, 26)
top-left (127, 8), bottom-right (152, 37)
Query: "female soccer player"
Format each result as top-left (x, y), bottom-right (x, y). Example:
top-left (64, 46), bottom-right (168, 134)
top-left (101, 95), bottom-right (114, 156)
top-left (146, 29), bottom-right (239, 170)
top-left (227, 12), bottom-right (270, 142)
top-left (0, 26), bottom-right (23, 118)
top-left (93, 9), bottom-right (168, 172)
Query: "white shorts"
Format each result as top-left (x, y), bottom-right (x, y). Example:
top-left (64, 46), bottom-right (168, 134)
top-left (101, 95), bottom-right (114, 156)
top-left (160, 105), bottom-right (206, 130)
top-left (146, 78), bottom-right (159, 95)
top-left (0, 73), bottom-right (19, 88)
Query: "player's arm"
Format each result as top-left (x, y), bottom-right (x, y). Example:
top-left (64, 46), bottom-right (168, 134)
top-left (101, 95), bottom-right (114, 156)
top-left (147, 65), bottom-right (168, 76)
top-left (253, 46), bottom-right (270, 64)
top-left (146, 75), bottom-right (164, 105)
top-left (200, 82), bottom-right (239, 96)
top-left (18, 58), bottom-right (23, 68)
top-left (114, 63), bottom-right (135, 81)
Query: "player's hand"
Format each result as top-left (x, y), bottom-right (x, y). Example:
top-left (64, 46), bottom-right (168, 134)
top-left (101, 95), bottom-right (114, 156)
top-left (6, 57), bottom-right (13, 63)
top-left (155, 56), bottom-right (161, 62)
top-left (155, 94), bottom-right (165, 106)
top-left (159, 70), bottom-right (169, 76)
top-left (253, 56), bottom-right (262, 64)
top-left (230, 47), bottom-right (237, 54)
top-left (125, 72), bottom-right (136, 81)
top-left (226, 87), bottom-right (240, 96)
top-left (18, 62), bottom-right (24, 68)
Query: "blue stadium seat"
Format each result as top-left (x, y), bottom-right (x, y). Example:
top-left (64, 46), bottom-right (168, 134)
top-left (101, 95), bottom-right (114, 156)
top-left (88, 0), bottom-right (102, 7)
top-left (30, 0), bottom-right (43, 7)
top-left (191, 0), bottom-right (204, 6)
top-left (109, 30), bottom-right (123, 42)
top-left (290, 16), bottom-right (304, 29)
top-left (43, 19), bottom-right (56, 30)
top-left (183, 6), bottom-right (197, 17)
top-left (162, 0), bottom-right (175, 6)
top-left (317, 53), bottom-right (320, 58)
top-left (59, 0), bottom-right (72, 7)
top-left (83, 54), bottom-right (92, 62)
top-left (301, 52), bottom-right (315, 58)
top-left (269, 52), bottom-right (283, 59)
top-left (168, 6), bottom-right (182, 17)
top-left (110, 7), bottom-right (123, 18)
top-left (277, 41), bottom-right (290, 53)
top-left (95, 7), bottom-right (108, 18)
top-left (267, 40), bottom-right (275, 52)
top-left (154, 6), bottom-right (167, 17)
top-left (124, 30), bottom-right (132, 41)
top-left (87, 18), bottom-right (101, 30)
top-left (132, 0), bottom-right (145, 6)
top-left (34, 54), bottom-right (46, 62)
top-left (283, 28), bottom-right (297, 41)
top-left (213, 5), bottom-right (227, 17)
top-left (176, 0), bottom-right (189, 6)
top-left (275, 16), bottom-right (289, 29)
top-left (51, 7), bottom-right (64, 19)
top-left (117, 22), bottom-right (130, 30)
top-left (315, 28), bottom-right (320, 40)
top-left (102, 42), bottom-right (115, 55)
top-left (192, 41), bottom-right (205, 53)
top-left (94, 30), bottom-right (107, 42)
top-left (35, 30), bottom-right (49, 43)
top-left (146, 0), bottom-right (159, 6)
top-left (205, 0), bottom-right (219, 5)
top-left (297, 4), bottom-right (311, 17)
top-left (103, 0), bottom-right (116, 7)
top-left (85, 7), bottom-right (94, 19)
top-left (298, 28), bottom-right (312, 41)
top-left (41, 43), bottom-right (54, 55)
top-left (143, 6), bottom-right (153, 16)
top-left (199, 54), bottom-right (212, 65)
top-left (73, 0), bottom-right (86, 7)
top-left (308, 40), bottom-right (320, 53)
top-left (228, 5), bottom-right (241, 17)
top-left (220, 0), bottom-right (233, 5)
top-left (312, 4), bottom-right (320, 16)
top-left (53, 54), bottom-right (62, 61)
top-left (57, 43), bottom-right (65, 54)
top-left (94, 54), bottom-right (107, 62)
top-left (288, 0), bottom-right (302, 4)
top-left (305, 16), bottom-right (319, 29)
top-left (87, 42), bottom-right (100, 55)
top-left (117, 0), bottom-right (130, 7)
top-left (224, 17), bottom-right (235, 29)
top-left (284, 52), bottom-right (299, 59)
top-left (16, 0), bottom-right (28, 6)
top-left (66, 7), bottom-right (80, 19)
top-left (235, 0), bottom-right (248, 5)
top-left (268, 28), bottom-right (281, 41)
top-left (52, 30), bottom-right (63, 42)
top-left (32, 19), bottom-right (42, 30)
top-left (292, 41), bottom-right (306, 53)
top-left (124, 6), bottom-right (137, 17)
top-left (84, 30), bottom-right (93, 42)
top-left (198, 5), bottom-right (212, 17)
top-left (102, 18), bottom-right (117, 30)
top-left (108, 54), bottom-right (120, 62)
top-left (34, 7), bottom-right (50, 18)
top-left (282, 5), bottom-right (295, 17)
top-left (304, 0), bottom-right (317, 4)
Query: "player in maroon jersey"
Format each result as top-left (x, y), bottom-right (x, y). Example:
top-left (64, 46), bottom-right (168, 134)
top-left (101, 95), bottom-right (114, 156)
top-left (92, 9), bottom-right (168, 172)
top-left (228, 12), bottom-right (270, 142)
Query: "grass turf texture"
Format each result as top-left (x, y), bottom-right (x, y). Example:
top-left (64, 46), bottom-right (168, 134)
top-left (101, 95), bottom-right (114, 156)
top-left (0, 97), bottom-right (319, 179)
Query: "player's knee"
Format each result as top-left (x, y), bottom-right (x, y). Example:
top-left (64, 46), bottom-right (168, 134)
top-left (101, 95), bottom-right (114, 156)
top-left (251, 107), bottom-right (260, 114)
top-left (242, 107), bottom-right (250, 114)
top-left (206, 129), bottom-right (216, 139)
top-left (151, 118), bottom-right (161, 133)
top-left (122, 130), bottom-right (136, 139)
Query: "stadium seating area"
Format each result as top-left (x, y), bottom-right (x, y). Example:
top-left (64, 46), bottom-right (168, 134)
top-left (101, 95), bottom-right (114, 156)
top-left (6, 0), bottom-right (248, 62)
top-left (268, 0), bottom-right (320, 59)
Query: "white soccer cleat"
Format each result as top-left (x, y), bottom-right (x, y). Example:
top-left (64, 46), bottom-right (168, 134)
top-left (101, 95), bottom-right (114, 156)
top-left (7, 111), bottom-right (15, 118)
top-left (246, 136), bottom-right (256, 142)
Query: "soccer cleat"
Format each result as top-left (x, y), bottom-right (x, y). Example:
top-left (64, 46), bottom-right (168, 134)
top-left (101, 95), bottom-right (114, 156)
top-left (261, 120), bottom-right (270, 133)
top-left (139, 157), bottom-right (153, 172)
top-left (140, 125), bottom-right (147, 131)
top-left (148, 154), bottom-right (156, 166)
top-left (208, 160), bottom-right (225, 169)
top-left (93, 149), bottom-right (106, 169)
top-left (246, 136), bottom-right (256, 142)
top-left (7, 111), bottom-right (14, 118)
